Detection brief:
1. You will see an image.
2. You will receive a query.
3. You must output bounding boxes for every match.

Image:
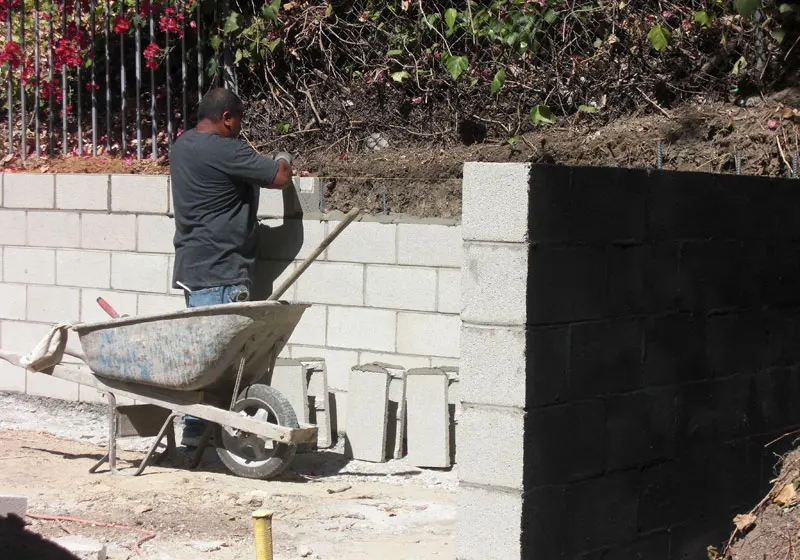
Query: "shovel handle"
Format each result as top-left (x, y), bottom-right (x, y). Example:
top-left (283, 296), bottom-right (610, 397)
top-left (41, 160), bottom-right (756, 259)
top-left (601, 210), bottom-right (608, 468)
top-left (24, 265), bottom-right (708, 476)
top-left (96, 297), bottom-right (120, 319)
top-left (268, 208), bottom-right (361, 301)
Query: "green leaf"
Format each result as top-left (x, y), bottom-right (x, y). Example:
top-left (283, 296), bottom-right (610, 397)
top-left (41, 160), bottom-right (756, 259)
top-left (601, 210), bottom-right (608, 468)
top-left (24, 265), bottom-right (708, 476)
top-left (234, 48), bottom-right (244, 64)
top-left (647, 24), bottom-right (670, 52)
top-left (771, 28), bottom-right (786, 44)
top-left (780, 4), bottom-right (795, 13)
top-left (732, 56), bottom-right (747, 75)
top-left (694, 11), bottom-right (711, 27)
top-left (734, 0), bottom-right (761, 19)
top-left (275, 122), bottom-right (290, 134)
top-left (387, 49), bottom-right (403, 56)
top-left (391, 70), bottom-right (409, 82)
top-left (325, 2), bottom-right (332, 17)
top-left (443, 54), bottom-right (469, 81)
top-left (529, 105), bottom-right (555, 126)
top-left (206, 58), bottom-right (218, 77)
top-left (543, 9), bottom-right (558, 24)
top-left (490, 68), bottom-right (505, 95)
top-left (444, 8), bottom-right (457, 30)
top-left (223, 11), bottom-right (241, 34)
top-left (267, 38), bottom-right (282, 52)
top-left (578, 104), bottom-right (598, 113)
top-left (210, 34), bottom-right (222, 51)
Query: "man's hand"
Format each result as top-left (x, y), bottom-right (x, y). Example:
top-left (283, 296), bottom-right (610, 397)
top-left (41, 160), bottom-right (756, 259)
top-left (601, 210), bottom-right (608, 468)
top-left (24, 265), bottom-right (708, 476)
top-left (272, 151), bottom-right (293, 165)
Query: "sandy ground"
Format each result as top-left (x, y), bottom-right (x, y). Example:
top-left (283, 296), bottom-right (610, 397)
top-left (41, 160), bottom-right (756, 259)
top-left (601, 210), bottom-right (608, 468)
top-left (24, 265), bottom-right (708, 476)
top-left (0, 392), bottom-right (455, 559)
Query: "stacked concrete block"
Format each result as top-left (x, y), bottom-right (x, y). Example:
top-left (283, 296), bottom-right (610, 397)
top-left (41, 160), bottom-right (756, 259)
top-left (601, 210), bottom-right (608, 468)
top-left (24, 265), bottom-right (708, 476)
top-left (110, 174), bottom-right (169, 214)
top-left (345, 364), bottom-right (391, 462)
top-left (368, 361), bottom-right (407, 459)
top-left (405, 368), bottom-right (450, 468)
top-left (4, 173), bottom-right (54, 208)
top-left (297, 357), bottom-right (332, 449)
top-left (457, 162), bottom-right (530, 560)
top-left (55, 174), bottom-right (108, 211)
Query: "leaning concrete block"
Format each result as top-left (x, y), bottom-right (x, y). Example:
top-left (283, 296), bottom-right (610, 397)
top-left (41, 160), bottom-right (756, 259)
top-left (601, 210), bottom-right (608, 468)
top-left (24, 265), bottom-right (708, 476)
top-left (297, 357), bottom-right (332, 449)
top-left (291, 345), bottom-right (357, 391)
top-left (53, 536), bottom-right (107, 560)
top-left (405, 368), bottom-right (450, 468)
top-left (269, 358), bottom-right (310, 424)
top-left (0, 494), bottom-right (27, 517)
top-left (345, 364), bottom-right (391, 462)
top-left (368, 362), bottom-right (407, 460)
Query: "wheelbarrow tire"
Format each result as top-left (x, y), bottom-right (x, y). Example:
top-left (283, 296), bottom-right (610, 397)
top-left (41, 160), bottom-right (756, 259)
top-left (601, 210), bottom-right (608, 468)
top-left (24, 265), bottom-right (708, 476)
top-left (214, 383), bottom-right (298, 480)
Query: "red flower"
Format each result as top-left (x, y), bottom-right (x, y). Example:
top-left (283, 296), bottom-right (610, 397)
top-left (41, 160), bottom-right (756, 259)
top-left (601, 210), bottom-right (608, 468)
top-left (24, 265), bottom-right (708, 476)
top-left (143, 42), bottom-right (161, 69)
top-left (113, 15), bottom-right (129, 34)
top-left (0, 41), bottom-right (23, 69)
top-left (189, 20), bottom-right (196, 29)
top-left (139, 0), bottom-right (161, 17)
top-left (85, 81), bottom-right (100, 92)
top-left (159, 8), bottom-right (182, 36)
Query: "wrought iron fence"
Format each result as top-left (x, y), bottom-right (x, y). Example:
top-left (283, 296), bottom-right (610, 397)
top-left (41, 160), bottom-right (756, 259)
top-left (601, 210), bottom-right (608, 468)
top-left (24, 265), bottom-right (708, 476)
top-left (0, 0), bottom-right (236, 161)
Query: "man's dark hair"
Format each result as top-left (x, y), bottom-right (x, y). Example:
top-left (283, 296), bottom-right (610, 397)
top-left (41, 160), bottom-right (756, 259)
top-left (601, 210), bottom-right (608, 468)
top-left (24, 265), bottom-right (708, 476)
top-left (197, 87), bottom-right (245, 121)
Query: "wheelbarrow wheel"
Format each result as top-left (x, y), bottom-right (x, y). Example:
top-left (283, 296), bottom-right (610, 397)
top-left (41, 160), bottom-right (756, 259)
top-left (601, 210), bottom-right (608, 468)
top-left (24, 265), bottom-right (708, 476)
top-left (214, 383), bottom-right (298, 480)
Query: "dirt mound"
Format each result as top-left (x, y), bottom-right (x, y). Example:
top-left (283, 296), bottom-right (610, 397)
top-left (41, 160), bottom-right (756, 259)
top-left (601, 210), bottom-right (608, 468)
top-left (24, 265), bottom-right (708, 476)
top-left (6, 94), bottom-right (800, 218)
top-left (724, 445), bottom-right (800, 560)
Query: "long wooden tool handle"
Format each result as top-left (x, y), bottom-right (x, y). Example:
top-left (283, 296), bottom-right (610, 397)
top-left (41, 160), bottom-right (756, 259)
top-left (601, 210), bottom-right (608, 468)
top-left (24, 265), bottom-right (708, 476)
top-left (267, 208), bottom-right (362, 301)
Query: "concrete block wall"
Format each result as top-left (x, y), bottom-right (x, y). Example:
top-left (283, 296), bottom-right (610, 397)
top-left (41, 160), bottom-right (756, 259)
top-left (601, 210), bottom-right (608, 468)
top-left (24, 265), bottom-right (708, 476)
top-left (0, 173), bottom-right (461, 432)
top-left (458, 163), bottom-right (800, 560)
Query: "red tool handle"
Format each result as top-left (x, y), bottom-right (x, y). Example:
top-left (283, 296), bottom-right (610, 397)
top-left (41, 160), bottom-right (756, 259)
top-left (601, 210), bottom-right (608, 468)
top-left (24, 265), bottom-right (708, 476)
top-left (96, 297), bottom-right (120, 319)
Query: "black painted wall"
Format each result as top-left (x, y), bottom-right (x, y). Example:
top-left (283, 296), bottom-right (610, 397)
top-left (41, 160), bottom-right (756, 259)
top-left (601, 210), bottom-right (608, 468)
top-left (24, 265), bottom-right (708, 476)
top-left (521, 165), bottom-right (800, 559)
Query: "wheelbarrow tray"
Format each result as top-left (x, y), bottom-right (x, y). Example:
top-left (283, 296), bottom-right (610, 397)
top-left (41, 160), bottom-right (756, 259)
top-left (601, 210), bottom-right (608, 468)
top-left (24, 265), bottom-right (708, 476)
top-left (73, 301), bottom-right (309, 392)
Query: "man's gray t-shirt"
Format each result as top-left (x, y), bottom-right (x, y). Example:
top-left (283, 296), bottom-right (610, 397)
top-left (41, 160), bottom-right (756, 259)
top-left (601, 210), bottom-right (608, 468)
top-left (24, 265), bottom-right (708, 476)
top-left (169, 130), bottom-right (280, 290)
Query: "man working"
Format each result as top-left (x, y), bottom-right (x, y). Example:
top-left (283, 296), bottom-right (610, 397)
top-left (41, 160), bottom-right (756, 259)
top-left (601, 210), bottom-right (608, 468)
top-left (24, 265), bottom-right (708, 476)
top-left (169, 87), bottom-right (293, 446)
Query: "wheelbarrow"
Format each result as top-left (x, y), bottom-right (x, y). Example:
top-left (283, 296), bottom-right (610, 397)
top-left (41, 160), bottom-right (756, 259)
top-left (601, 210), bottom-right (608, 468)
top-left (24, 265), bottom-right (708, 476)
top-left (0, 209), bottom-right (361, 480)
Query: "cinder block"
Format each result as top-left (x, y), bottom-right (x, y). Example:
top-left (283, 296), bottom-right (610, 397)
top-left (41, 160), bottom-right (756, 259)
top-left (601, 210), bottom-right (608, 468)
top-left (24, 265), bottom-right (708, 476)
top-left (0, 361), bottom-right (26, 392)
top-left (397, 312), bottom-right (460, 358)
top-left (295, 262), bottom-right (363, 306)
top-left (258, 218), bottom-right (326, 261)
top-left (461, 242), bottom-right (527, 326)
top-left (3, 173), bottom-right (54, 209)
top-left (397, 223), bottom-right (463, 267)
top-left (0, 320), bottom-right (51, 353)
top-left (326, 220), bottom-right (396, 264)
top-left (26, 370), bottom-right (79, 401)
top-left (137, 294), bottom-right (185, 316)
top-left (460, 325), bottom-right (526, 408)
top-left (0, 209), bottom-right (26, 245)
top-left (111, 174), bottom-right (169, 213)
top-left (359, 351), bottom-right (430, 370)
top-left (345, 364), bottom-right (391, 462)
top-left (327, 307), bottom-right (396, 353)
top-left (365, 265), bottom-right (437, 311)
top-left (56, 249), bottom-right (111, 289)
top-left (80, 289), bottom-right (137, 323)
top-left (462, 162), bottom-right (530, 243)
top-left (257, 189), bottom-right (284, 218)
top-left (78, 384), bottom-right (106, 404)
top-left (367, 362), bottom-right (407, 460)
top-left (52, 536), bottom-right (107, 560)
top-left (330, 389), bottom-right (347, 436)
top-left (437, 268), bottom-right (461, 314)
top-left (457, 404), bottom-right (524, 489)
top-left (56, 174), bottom-right (108, 210)
top-left (269, 358), bottom-right (310, 423)
top-left (3, 247), bottom-right (55, 284)
top-left (26, 286), bottom-right (80, 323)
top-left (287, 304), bottom-right (326, 347)
top-left (137, 214), bottom-right (174, 253)
top-left (80, 213), bottom-right (136, 251)
top-left (405, 368), bottom-right (450, 468)
top-left (0, 494), bottom-right (27, 517)
top-left (456, 485), bottom-right (522, 560)
top-left (297, 358), bottom-right (332, 448)
top-left (291, 345), bottom-right (358, 391)
top-left (27, 211), bottom-right (80, 248)
top-left (111, 253), bottom-right (168, 293)
top-left (0, 283), bottom-right (26, 320)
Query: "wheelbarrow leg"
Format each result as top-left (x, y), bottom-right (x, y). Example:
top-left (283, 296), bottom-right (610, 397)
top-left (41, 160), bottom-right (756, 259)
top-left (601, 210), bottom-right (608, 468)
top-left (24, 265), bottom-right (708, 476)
top-left (128, 412), bottom-right (179, 476)
top-left (89, 392), bottom-right (119, 474)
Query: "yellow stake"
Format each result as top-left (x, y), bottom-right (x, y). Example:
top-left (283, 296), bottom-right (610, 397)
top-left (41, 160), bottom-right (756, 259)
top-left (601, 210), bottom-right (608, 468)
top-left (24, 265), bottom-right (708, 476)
top-left (252, 509), bottom-right (274, 560)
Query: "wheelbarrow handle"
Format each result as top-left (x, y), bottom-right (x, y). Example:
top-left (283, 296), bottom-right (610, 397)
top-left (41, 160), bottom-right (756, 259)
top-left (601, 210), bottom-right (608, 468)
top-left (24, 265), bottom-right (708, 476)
top-left (267, 208), bottom-right (361, 301)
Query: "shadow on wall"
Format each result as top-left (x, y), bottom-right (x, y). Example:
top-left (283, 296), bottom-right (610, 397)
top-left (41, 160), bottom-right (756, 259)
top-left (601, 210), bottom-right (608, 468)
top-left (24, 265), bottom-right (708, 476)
top-left (252, 185), bottom-right (305, 300)
top-left (0, 514), bottom-right (80, 559)
top-left (520, 165), bottom-right (800, 559)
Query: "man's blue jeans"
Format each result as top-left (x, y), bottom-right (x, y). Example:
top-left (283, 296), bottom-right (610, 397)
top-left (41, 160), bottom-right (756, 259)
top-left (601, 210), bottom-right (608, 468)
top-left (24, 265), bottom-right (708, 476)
top-left (182, 284), bottom-right (250, 443)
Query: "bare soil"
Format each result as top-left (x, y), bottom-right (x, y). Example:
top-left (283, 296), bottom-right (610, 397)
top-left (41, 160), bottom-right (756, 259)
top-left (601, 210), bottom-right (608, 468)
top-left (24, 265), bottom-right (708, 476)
top-left (0, 392), bottom-right (455, 560)
top-left (5, 93), bottom-right (800, 219)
